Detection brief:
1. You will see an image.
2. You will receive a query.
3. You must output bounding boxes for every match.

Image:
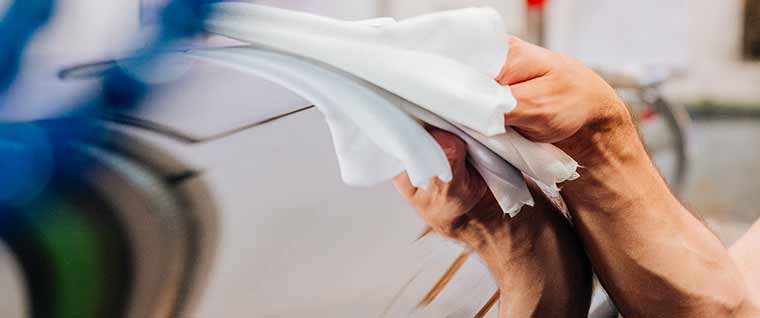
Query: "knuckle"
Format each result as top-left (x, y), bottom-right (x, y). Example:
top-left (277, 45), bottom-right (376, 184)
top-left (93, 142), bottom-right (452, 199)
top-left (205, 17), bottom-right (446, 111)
top-left (432, 132), bottom-right (466, 158)
top-left (533, 110), bottom-right (553, 123)
top-left (545, 116), bottom-right (564, 131)
top-left (508, 35), bottom-right (524, 50)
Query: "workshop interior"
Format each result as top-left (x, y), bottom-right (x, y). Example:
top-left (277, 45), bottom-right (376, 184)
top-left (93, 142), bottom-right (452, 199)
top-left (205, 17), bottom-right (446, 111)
top-left (1, 0), bottom-right (759, 317)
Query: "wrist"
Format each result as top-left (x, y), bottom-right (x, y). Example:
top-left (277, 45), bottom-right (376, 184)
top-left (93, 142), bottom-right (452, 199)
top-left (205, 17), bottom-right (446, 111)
top-left (556, 96), bottom-right (641, 169)
top-left (453, 191), bottom-right (564, 283)
top-left (465, 194), bottom-right (593, 317)
top-left (450, 194), bottom-right (542, 258)
top-left (558, 97), bottom-right (679, 215)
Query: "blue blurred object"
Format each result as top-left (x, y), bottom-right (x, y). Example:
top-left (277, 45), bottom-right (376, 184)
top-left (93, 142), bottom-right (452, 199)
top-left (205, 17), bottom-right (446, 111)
top-left (0, 0), bottom-right (217, 205)
top-left (141, 0), bottom-right (169, 25)
top-left (0, 0), bottom-right (56, 207)
top-left (0, 2), bottom-right (218, 317)
top-left (77, 0), bottom-right (216, 114)
top-left (0, 0), bottom-right (55, 95)
top-left (0, 123), bottom-right (54, 206)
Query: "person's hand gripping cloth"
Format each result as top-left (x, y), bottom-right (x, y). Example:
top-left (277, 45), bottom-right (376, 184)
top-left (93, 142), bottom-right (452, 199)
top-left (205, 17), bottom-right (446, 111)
top-left (197, 3), bottom-right (580, 216)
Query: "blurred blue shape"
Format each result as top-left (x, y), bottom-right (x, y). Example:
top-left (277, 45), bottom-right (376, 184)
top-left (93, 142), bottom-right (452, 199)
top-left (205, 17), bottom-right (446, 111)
top-left (0, 0), bottom-right (218, 205)
top-left (85, 0), bottom-right (216, 113)
top-left (0, 0), bottom-right (55, 95)
top-left (0, 123), bottom-right (53, 206)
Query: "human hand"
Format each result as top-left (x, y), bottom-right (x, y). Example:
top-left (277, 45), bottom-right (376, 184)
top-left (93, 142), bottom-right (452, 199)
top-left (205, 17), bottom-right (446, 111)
top-left (392, 127), bottom-right (593, 318)
top-left (392, 127), bottom-right (501, 246)
top-left (391, 127), bottom-right (573, 254)
top-left (498, 38), bottom-right (753, 318)
top-left (497, 36), bottom-right (638, 168)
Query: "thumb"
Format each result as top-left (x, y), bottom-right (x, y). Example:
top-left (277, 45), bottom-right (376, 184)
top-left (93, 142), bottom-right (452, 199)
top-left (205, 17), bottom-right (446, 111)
top-left (496, 36), bottom-right (555, 86)
top-left (503, 79), bottom-right (567, 143)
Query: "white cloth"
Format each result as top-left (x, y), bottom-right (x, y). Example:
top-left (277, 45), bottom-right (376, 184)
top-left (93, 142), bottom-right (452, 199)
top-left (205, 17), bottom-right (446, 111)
top-left (189, 47), bottom-right (534, 215)
top-left (195, 3), bottom-right (579, 216)
top-left (206, 2), bottom-right (514, 136)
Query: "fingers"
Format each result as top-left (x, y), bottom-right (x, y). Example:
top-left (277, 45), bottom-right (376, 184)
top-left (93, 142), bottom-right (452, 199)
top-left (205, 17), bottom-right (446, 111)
top-left (427, 127), bottom-right (468, 178)
top-left (393, 128), bottom-right (470, 201)
top-left (498, 37), bottom-right (557, 141)
top-left (506, 75), bottom-right (585, 143)
top-left (496, 36), bottom-right (554, 86)
top-left (392, 171), bottom-right (417, 199)
top-left (503, 78), bottom-right (546, 127)
top-left (393, 128), bottom-right (469, 197)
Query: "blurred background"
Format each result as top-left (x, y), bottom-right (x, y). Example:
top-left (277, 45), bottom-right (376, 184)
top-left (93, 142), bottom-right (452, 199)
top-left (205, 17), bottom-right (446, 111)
top-left (6, 0), bottom-right (760, 105)
top-left (17, 0), bottom-right (751, 246)
top-left (0, 0), bottom-right (758, 317)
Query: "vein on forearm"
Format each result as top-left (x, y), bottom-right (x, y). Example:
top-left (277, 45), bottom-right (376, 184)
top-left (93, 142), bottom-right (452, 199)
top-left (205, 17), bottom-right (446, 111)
top-left (469, 199), bottom-right (591, 318)
top-left (563, 127), bottom-right (746, 317)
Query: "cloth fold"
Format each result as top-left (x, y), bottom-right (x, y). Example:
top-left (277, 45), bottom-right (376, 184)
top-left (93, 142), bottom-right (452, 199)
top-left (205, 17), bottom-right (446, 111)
top-left (205, 2), bottom-right (515, 136)
top-left (194, 3), bottom-right (579, 216)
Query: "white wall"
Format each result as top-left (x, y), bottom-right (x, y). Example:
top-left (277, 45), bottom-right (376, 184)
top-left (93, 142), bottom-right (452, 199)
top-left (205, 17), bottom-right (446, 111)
top-left (672, 0), bottom-right (760, 106)
top-left (546, 0), bottom-right (690, 67)
top-left (381, 0), bottom-right (524, 34)
top-left (546, 0), bottom-right (760, 106)
top-left (254, 0), bottom-right (380, 19)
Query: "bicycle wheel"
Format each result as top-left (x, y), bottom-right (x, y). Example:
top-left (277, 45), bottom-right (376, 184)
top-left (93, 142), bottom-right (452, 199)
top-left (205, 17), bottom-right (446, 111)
top-left (630, 87), bottom-right (691, 194)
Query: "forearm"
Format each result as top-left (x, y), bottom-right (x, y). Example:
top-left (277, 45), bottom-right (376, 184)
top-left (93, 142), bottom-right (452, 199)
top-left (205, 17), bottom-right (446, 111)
top-left (460, 191), bottom-right (592, 318)
top-left (395, 127), bottom-right (591, 317)
top-left (731, 220), bottom-right (760, 294)
top-left (729, 220), bottom-right (760, 317)
top-left (561, 111), bottom-right (747, 317)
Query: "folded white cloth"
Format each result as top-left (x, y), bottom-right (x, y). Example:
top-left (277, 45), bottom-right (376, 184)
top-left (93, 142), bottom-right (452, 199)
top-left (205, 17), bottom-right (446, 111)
top-left (206, 2), bottom-right (515, 136)
top-left (195, 3), bottom-right (579, 216)
top-left (189, 46), bottom-right (533, 215)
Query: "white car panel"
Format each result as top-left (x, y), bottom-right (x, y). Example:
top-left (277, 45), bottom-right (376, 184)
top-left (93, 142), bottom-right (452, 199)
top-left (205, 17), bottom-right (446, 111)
top-left (118, 108), bottom-right (497, 317)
